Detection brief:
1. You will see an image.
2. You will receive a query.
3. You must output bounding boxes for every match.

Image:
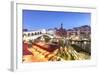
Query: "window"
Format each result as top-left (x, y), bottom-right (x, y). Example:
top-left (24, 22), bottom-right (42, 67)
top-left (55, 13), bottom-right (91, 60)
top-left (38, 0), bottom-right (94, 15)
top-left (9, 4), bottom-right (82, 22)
top-left (28, 33), bottom-right (30, 36)
top-left (31, 33), bottom-right (34, 36)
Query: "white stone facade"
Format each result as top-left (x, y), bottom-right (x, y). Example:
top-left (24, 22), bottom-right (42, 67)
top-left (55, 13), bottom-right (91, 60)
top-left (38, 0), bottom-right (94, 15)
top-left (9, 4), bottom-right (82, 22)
top-left (23, 29), bottom-right (46, 41)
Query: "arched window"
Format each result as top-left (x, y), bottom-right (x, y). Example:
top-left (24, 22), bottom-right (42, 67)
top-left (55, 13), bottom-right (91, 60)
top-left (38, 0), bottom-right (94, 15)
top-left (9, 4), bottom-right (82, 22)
top-left (28, 33), bottom-right (30, 36)
top-left (23, 34), bottom-right (26, 37)
top-left (40, 32), bottom-right (42, 34)
top-left (31, 33), bottom-right (34, 36)
top-left (35, 32), bottom-right (37, 35)
top-left (37, 32), bottom-right (40, 35)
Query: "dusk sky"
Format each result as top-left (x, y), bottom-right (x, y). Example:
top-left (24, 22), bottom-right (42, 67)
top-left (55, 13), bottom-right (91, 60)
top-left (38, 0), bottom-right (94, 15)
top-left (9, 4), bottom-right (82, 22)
top-left (23, 10), bottom-right (91, 31)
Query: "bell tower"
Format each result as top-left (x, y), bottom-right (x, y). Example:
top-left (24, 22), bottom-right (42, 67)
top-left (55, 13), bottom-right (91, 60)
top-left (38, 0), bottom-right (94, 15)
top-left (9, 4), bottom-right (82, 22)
top-left (61, 23), bottom-right (63, 29)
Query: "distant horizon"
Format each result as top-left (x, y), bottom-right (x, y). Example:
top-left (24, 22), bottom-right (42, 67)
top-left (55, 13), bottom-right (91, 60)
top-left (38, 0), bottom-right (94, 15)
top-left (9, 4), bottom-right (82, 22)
top-left (23, 24), bottom-right (90, 31)
top-left (23, 10), bottom-right (91, 31)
